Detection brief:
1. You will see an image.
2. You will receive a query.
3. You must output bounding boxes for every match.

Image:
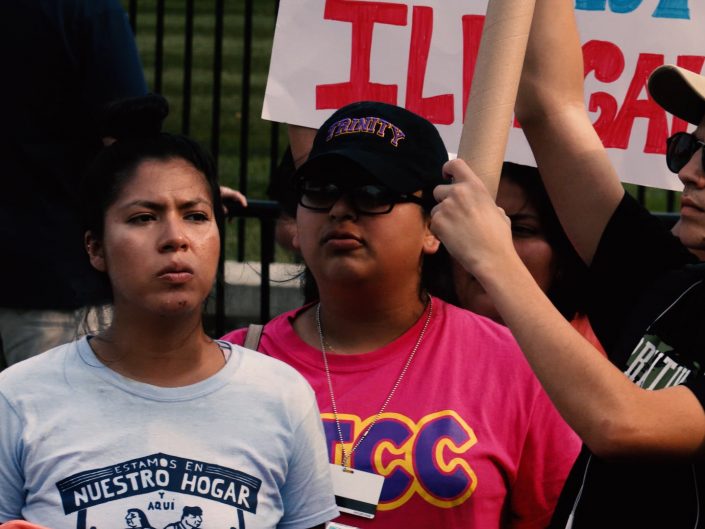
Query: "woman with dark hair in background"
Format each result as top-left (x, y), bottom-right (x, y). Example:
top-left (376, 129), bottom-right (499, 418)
top-left (223, 100), bottom-right (580, 529)
top-left (0, 95), bottom-right (337, 529)
top-left (455, 162), bottom-right (604, 352)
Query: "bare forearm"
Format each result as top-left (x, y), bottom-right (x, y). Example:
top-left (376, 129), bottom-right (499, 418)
top-left (475, 247), bottom-right (705, 458)
top-left (517, 0), bottom-right (624, 264)
top-left (516, 0), bottom-right (584, 124)
top-left (433, 160), bottom-right (705, 458)
top-left (478, 253), bottom-right (639, 452)
top-left (521, 108), bottom-right (625, 264)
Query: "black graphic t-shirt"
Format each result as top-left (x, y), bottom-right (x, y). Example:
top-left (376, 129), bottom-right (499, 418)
top-left (548, 193), bottom-right (705, 529)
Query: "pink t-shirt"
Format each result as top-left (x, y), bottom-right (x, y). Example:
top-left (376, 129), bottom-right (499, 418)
top-left (570, 313), bottom-right (607, 356)
top-left (222, 297), bottom-right (580, 529)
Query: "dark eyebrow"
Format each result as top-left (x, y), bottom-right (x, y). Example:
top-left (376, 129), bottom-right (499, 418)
top-left (120, 198), bottom-right (213, 212)
top-left (179, 198), bottom-right (213, 210)
top-left (508, 211), bottom-right (541, 222)
top-left (120, 200), bottom-right (162, 211)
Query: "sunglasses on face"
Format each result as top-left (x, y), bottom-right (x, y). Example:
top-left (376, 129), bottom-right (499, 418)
top-left (666, 132), bottom-right (705, 173)
top-left (297, 181), bottom-right (426, 215)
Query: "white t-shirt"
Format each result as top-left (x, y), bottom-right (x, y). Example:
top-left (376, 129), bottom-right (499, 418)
top-left (0, 338), bottom-right (338, 529)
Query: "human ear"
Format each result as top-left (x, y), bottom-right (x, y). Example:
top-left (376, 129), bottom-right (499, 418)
top-left (422, 224), bottom-right (441, 255)
top-left (291, 220), bottom-right (301, 251)
top-left (85, 232), bottom-right (106, 272)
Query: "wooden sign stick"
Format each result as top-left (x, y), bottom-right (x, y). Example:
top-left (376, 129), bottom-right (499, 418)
top-left (457, 0), bottom-right (537, 198)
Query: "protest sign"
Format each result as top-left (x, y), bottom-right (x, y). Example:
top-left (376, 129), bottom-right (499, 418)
top-left (262, 0), bottom-right (704, 191)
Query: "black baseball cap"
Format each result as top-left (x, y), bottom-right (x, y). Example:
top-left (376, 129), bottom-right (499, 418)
top-left (294, 101), bottom-right (449, 194)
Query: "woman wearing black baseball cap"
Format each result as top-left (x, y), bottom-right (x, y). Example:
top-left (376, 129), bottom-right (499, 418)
top-left (223, 101), bottom-right (580, 529)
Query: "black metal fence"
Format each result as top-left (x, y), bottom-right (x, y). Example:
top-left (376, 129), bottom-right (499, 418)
top-left (123, 0), bottom-right (288, 335)
top-left (123, 0), bottom-right (680, 335)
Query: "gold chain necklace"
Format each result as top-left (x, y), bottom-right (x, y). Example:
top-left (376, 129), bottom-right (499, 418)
top-left (315, 297), bottom-right (433, 469)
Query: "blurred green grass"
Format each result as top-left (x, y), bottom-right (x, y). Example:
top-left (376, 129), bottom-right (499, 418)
top-left (624, 183), bottom-right (680, 213)
top-left (122, 0), bottom-right (291, 261)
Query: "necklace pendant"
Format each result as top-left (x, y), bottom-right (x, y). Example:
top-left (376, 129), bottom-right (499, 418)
top-left (326, 522), bottom-right (361, 529)
top-left (317, 298), bottom-right (433, 521)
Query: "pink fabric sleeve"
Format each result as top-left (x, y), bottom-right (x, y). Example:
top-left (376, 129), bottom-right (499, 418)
top-left (570, 313), bottom-right (607, 357)
top-left (220, 327), bottom-right (247, 346)
top-left (507, 392), bottom-right (581, 529)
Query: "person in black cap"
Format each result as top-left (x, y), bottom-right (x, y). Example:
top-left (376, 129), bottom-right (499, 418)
top-left (431, 0), bottom-right (705, 528)
top-left (222, 100), bottom-right (580, 529)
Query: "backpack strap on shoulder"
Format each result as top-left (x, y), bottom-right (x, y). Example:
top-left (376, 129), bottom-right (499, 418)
top-left (243, 324), bottom-right (264, 351)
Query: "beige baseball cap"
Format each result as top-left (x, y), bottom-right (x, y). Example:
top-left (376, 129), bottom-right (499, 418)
top-left (648, 64), bottom-right (705, 126)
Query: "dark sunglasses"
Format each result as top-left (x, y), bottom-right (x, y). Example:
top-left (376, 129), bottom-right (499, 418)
top-left (666, 132), bottom-right (705, 173)
top-left (297, 181), bottom-right (426, 215)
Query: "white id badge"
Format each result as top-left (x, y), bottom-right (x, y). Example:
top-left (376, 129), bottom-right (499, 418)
top-left (326, 522), bottom-right (361, 529)
top-left (329, 464), bottom-right (385, 519)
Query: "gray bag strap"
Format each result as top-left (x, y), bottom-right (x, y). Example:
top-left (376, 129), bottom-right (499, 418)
top-left (243, 324), bottom-right (264, 351)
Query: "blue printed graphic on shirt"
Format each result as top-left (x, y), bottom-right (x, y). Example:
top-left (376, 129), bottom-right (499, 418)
top-left (55, 453), bottom-right (260, 529)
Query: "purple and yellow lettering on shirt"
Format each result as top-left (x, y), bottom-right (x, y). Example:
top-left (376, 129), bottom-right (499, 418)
top-left (321, 410), bottom-right (477, 511)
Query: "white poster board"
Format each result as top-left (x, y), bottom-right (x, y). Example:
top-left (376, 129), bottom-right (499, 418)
top-left (263, 0), bottom-right (705, 191)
